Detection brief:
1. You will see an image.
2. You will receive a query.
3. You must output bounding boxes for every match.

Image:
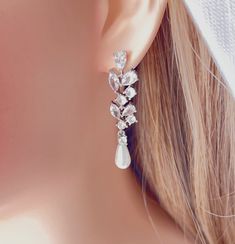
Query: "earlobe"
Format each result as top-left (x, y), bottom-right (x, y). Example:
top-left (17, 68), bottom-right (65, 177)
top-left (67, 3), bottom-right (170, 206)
top-left (99, 0), bottom-right (167, 72)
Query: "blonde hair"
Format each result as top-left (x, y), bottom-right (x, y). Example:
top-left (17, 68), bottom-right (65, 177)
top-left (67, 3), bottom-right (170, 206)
top-left (131, 1), bottom-right (235, 243)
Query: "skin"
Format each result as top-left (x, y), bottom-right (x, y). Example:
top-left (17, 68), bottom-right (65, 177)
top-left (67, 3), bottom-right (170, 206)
top-left (0, 0), bottom-right (192, 243)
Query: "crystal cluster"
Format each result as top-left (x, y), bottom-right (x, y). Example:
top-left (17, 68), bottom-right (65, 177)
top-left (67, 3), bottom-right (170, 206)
top-left (109, 51), bottom-right (138, 131)
top-left (108, 50), bottom-right (139, 169)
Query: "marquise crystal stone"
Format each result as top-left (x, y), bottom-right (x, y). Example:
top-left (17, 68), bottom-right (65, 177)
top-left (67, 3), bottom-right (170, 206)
top-left (117, 120), bottom-right (127, 130)
top-left (115, 94), bottom-right (128, 106)
top-left (122, 104), bottom-right (137, 117)
top-left (115, 144), bottom-right (131, 169)
top-left (123, 87), bottom-right (137, 100)
top-left (126, 114), bottom-right (137, 126)
top-left (121, 70), bottom-right (138, 86)
top-left (110, 103), bottom-right (121, 119)
top-left (108, 70), bottom-right (120, 91)
top-left (113, 50), bottom-right (127, 70)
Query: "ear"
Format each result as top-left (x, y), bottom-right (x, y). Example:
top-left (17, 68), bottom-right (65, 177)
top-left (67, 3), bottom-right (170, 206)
top-left (99, 0), bottom-right (167, 72)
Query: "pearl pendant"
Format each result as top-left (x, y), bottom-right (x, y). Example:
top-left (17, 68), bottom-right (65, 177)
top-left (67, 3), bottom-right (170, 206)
top-left (115, 144), bottom-right (131, 169)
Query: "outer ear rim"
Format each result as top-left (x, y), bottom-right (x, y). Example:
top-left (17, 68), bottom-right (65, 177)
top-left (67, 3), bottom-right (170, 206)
top-left (98, 0), bottom-right (167, 73)
top-left (130, 1), bottom-right (167, 70)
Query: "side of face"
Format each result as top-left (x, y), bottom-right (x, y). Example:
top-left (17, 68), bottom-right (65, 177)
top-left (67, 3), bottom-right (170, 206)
top-left (0, 0), bottom-right (95, 203)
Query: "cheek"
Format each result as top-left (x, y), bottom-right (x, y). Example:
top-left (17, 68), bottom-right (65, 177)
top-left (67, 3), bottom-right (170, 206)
top-left (0, 1), bottom-right (50, 189)
top-left (0, 0), bottom-right (95, 199)
top-left (0, 4), bottom-right (50, 201)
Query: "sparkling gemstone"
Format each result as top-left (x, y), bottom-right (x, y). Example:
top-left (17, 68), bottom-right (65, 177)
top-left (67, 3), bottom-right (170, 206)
top-left (118, 130), bottom-right (126, 137)
top-left (123, 87), bottom-right (137, 100)
top-left (122, 104), bottom-right (136, 117)
top-left (121, 70), bottom-right (138, 86)
top-left (116, 120), bottom-right (127, 130)
top-left (108, 70), bottom-right (120, 91)
top-left (114, 94), bottom-right (128, 106)
top-left (113, 50), bottom-right (127, 70)
top-left (110, 103), bottom-right (121, 119)
top-left (118, 135), bottom-right (127, 145)
top-left (126, 115), bottom-right (137, 125)
top-left (115, 144), bottom-right (131, 169)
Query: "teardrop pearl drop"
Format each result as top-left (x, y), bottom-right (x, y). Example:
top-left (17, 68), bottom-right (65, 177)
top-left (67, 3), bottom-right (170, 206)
top-left (115, 144), bottom-right (131, 169)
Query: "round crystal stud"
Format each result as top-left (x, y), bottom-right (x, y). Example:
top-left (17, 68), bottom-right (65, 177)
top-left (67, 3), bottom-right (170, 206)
top-left (117, 120), bottom-right (128, 130)
top-left (123, 87), bottom-right (137, 100)
top-left (126, 115), bottom-right (137, 126)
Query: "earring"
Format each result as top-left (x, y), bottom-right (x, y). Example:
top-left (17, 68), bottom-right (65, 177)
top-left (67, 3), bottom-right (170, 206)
top-left (108, 50), bottom-right (139, 169)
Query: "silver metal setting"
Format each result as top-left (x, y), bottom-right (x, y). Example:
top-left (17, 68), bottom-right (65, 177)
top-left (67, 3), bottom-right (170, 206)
top-left (108, 50), bottom-right (139, 169)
